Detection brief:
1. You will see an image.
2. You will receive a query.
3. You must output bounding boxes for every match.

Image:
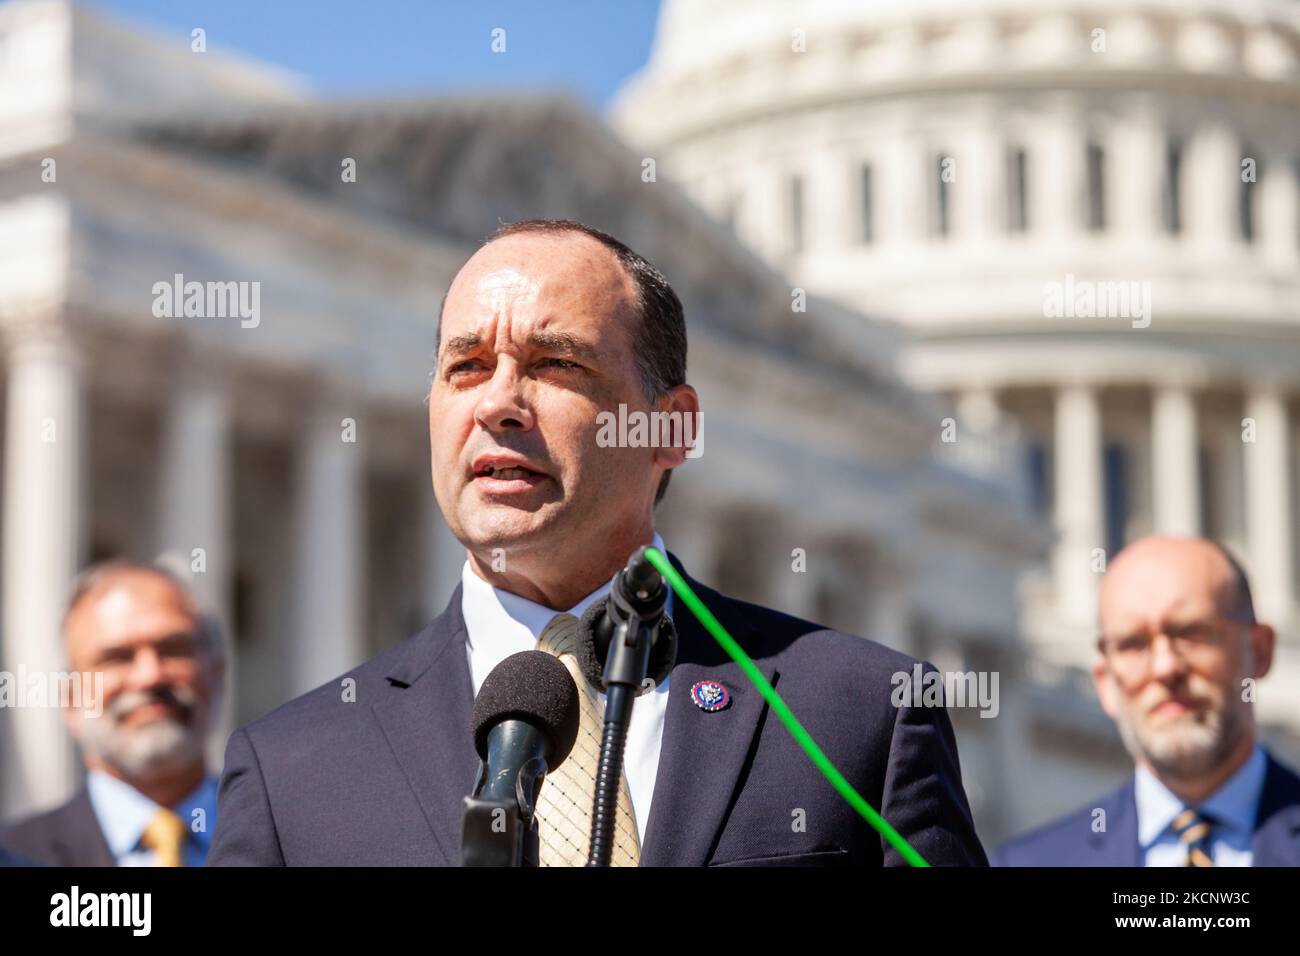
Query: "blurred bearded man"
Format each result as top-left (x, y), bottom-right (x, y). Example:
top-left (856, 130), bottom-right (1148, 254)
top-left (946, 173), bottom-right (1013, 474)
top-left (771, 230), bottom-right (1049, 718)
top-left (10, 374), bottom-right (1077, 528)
top-left (0, 561), bottom-right (224, 866)
top-left (995, 536), bottom-right (1300, 866)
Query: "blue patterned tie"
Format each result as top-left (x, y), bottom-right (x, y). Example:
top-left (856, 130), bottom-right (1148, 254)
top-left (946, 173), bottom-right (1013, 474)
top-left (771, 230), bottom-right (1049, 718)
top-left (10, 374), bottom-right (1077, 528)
top-left (1172, 807), bottom-right (1215, 867)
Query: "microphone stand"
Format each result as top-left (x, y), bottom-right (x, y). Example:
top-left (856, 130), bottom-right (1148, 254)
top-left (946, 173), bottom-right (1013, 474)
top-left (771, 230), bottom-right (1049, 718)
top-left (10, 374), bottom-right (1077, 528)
top-left (587, 547), bottom-right (668, 867)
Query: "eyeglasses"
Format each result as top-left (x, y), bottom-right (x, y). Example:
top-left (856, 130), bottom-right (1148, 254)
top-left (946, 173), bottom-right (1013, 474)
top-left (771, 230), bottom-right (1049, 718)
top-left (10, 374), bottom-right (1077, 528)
top-left (1097, 616), bottom-right (1245, 677)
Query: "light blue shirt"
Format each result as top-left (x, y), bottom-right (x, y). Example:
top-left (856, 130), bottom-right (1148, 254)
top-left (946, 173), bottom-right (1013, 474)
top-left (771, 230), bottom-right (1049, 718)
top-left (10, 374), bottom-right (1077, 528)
top-left (1135, 744), bottom-right (1266, 867)
top-left (86, 770), bottom-right (218, 867)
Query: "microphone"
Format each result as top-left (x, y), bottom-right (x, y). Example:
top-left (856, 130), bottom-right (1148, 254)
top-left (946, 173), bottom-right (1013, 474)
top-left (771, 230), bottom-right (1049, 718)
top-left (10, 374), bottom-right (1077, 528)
top-left (575, 546), bottom-right (678, 866)
top-left (577, 549), bottom-right (678, 694)
top-left (461, 650), bottom-right (580, 866)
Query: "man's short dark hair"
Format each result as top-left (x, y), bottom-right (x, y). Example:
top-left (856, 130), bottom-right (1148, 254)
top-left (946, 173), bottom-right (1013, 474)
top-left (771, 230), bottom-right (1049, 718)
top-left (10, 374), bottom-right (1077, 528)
top-left (435, 218), bottom-right (688, 505)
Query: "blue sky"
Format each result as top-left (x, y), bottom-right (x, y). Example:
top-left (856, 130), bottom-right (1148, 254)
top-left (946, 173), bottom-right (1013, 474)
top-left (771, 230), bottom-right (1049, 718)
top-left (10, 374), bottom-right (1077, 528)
top-left (86, 0), bottom-right (663, 108)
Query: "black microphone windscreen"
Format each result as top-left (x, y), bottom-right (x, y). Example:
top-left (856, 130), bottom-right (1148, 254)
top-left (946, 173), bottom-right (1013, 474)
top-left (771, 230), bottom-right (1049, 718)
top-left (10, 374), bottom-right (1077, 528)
top-left (577, 597), bottom-right (677, 693)
top-left (471, 651), bottom-right (580, 766)
top-left (577, 599), bottom-right (610, 688)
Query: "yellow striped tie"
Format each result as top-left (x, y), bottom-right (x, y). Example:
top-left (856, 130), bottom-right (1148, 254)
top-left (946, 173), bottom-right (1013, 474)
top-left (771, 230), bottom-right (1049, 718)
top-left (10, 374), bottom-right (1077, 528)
top-left (1173, 808), bottom-right (1215, 867)
top-left (534, 613), bottom-right (641, 867)
top-left (141, 807), bottom-right (188, 867)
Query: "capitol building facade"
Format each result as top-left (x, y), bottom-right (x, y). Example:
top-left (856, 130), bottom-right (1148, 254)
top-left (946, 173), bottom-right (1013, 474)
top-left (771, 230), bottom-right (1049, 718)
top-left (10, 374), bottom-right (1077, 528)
top-left (0, 0), bottom-right (1050, 843)
top-left (4, 0), bottom-right (1294, 848)
top-left (616, 0), bottom-right (1300, 826)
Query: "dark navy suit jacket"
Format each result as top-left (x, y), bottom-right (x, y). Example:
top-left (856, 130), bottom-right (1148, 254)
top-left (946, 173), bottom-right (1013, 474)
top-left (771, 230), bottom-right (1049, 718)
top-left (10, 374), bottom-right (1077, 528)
top-left (0, 790), bottom-right (115, 867)
top-left (209, 555), bottom-right (987, 866)
top-left (992, 751), bottom-right (1300, 866)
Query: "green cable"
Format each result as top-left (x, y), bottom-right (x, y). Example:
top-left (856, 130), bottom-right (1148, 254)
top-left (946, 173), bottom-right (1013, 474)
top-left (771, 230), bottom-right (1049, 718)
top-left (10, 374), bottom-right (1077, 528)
top-left (644, 546), bottom-right (930, 868)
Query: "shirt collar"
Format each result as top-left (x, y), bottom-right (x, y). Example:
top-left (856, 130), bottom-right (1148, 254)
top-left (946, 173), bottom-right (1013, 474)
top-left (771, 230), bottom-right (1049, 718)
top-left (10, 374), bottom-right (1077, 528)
top-left (86, 769), bottom-right (219, 857)
top-left (1135, 743), bottom-right (1267, 846)
top-left (461, 532), bottom-right (670, 652)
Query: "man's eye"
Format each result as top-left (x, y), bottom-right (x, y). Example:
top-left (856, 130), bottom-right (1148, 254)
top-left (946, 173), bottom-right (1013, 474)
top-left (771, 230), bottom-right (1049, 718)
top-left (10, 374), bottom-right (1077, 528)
top-left (540, 358), bottom-right (578, 370)
top-left (447, 360), bottom-right (482, 375)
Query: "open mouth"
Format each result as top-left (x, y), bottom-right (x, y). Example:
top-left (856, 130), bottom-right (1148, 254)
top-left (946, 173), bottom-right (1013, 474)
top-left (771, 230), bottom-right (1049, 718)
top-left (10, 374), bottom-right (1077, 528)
top-left (472, 460), bottom-right (550, 492)
top-left (478, 465), bottom-right (540, 480)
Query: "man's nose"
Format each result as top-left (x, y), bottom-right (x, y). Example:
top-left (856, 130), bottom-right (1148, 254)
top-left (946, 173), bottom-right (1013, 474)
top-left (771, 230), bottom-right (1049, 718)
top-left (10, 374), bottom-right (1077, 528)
top-left (126, 647), bottom-right (166, 690)
top-left (474, 362), bottom-right (535, 432)
top-left (1149, 632), bottom-right (1187, 681)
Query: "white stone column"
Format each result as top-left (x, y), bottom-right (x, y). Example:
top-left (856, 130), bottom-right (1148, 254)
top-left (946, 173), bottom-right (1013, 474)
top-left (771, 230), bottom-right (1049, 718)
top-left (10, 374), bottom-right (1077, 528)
top-left (879, 130), bottom-right (924, 245)
top-left (1150, 384), bottom-right (1200, 536)
top-left (421, 485), bottom-right (465, 623)
top-left (956, 388), bottom-right (1001, 433)
top-left (867, 558), bottom-right (912, 653)
top-left (1053, 385), bottom-right (1104, 627)
top-left (954, 125), bottom-right (1002, 242)
top-left (771, 536), bottom-right (818, 621)
top-left (289, 394), bottom-right (366, 696)
top-left (657, 489), bottom-right (716, 585)
top-left (1184, 124), bottom-right (1240, 254)
top-left (742, 162), bottom-right (790, 263)
top-left (1260, 150), bottom-right (1300, 271)
top-left (156, 361), bottom-right (233, 768)
top-left (1, 323), bottom-right (83, 817)
top-left (807, 148), bottom-right (853, 253)
top-left (1109, 110), bottom-right (1164, 241)
top-left (1032, 115), bottom-right (1085, 238)
top-left (1243, 387), bottom-right (1295, 624)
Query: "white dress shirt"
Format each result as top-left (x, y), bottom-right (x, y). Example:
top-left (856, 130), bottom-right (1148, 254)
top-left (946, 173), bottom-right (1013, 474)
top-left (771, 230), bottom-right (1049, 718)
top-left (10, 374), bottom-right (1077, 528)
top-left (460, 532), bottom-right (672, 845)
top-left (1135, 743), bottom-right (1266, 866)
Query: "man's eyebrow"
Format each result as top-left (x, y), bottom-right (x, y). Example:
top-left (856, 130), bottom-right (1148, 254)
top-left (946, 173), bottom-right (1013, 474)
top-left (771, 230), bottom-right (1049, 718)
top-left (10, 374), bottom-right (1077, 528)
top-left (442, 332), bottom-right (482, 359)
top-left (526, 329), bottom-right (599, 360)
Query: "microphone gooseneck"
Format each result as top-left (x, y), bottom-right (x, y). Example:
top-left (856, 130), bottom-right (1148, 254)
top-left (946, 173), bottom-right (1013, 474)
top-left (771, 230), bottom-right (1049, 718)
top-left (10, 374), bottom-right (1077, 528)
top-left (579, 545), bottom-right (677, 866)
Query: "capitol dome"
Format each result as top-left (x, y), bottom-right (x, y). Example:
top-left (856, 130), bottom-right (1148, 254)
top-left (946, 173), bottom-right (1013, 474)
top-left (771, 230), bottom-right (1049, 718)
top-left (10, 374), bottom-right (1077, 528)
top-left (616, 0), bottom-right (1300, 764)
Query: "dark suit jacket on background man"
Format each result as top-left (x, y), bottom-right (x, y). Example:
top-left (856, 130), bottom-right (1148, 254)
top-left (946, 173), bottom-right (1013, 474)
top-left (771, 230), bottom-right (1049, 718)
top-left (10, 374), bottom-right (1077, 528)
top-left (992, 752), bottom-right (1300, 866)
top-left (0, 791), bottom-right (114, 867)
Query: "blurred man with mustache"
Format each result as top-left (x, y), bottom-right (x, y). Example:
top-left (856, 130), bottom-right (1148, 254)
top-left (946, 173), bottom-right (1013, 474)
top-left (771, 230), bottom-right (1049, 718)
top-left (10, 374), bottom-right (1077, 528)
top-left (0, 561), bottom-right (224, 866)
top-left (994, 536), bottom-right (1300, 866)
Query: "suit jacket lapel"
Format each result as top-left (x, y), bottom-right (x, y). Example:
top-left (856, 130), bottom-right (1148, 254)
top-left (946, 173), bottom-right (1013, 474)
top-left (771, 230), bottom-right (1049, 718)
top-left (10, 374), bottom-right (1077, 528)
top-left (640, 554), bottom-right (776, 866)
top-left (1087, 779), bottom-right (1140, 866)
top-left (1251, 751), bottom-right (1300, 866)
top-left (371, 583), bottom-right (479, 866)
top-left (60, 789), bottom-right (116, 867)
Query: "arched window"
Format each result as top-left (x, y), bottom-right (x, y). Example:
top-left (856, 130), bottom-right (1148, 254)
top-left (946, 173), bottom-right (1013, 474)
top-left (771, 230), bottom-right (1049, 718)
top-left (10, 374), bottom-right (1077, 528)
top-left (931, 152), bottom-right (953, 237)
top-left (1006, 147), bottom-right (1028, 233)
top-left (1162, 137), bottom-right (1183, 234)
top-left (789, 173), bottom-right (805, 253)
top-left (1103, 442), bottom-right (1129, 554)
top-left (1086, 141), bottom-right (1106, 232)
top-left (860, 162), bottom-right (874, 243)
top-left (1239, 146), bottom-right (1257, 243)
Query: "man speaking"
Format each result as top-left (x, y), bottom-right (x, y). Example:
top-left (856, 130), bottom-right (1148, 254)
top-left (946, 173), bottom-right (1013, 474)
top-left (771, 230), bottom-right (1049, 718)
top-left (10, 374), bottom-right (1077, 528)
top-left (209, 219), bottom-right (985, 866)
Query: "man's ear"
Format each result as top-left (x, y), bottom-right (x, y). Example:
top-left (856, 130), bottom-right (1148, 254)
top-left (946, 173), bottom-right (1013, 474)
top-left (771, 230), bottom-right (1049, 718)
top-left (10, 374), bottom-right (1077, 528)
top-left (651, 384), bottom-right (700, 471)
top-left (1248, 623), bottom-right (1275, 680)
top-left (1092, 655), bottom-right (1119, 721)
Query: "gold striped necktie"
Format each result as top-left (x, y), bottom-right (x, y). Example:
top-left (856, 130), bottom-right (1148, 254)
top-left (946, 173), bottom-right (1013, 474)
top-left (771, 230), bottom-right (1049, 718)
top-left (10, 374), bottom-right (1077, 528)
top-left (534, 613), bottom-right (641, 867)
top-left (141, 807), bottom-right (188, 867)
top-left (1173, 808), bottom-right (1215, 867)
